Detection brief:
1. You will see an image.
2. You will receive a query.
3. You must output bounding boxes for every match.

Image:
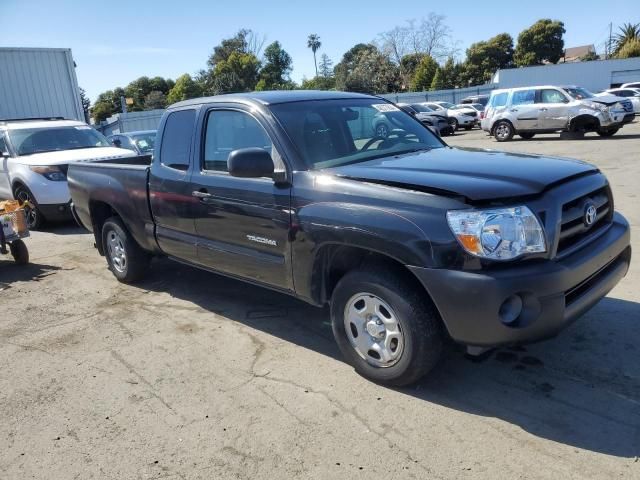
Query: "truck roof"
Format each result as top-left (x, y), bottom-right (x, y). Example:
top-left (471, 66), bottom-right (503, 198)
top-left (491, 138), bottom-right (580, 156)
top-left (170, 90), bottom-right (376, 109)
top-left (0, 119), bottom-right (87, 130)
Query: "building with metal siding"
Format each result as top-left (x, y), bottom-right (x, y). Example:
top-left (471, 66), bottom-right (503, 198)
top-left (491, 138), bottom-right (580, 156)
top-left (0, 47), bottom-right (85, 121)
top-left (98, 109), bottom-right (165, 136)
top-left (493, 58), bottom-right (640, 92)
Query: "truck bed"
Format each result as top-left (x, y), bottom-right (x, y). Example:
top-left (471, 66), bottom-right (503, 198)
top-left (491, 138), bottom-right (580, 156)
top-left (68, 155), bottom-right (157, 253)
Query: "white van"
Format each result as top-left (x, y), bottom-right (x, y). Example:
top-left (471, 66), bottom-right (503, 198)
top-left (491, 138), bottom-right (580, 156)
top-left (0, 118), bottom-right (135, 228)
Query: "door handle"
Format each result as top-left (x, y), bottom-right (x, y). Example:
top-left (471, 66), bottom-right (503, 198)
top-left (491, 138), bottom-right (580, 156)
top-left (538, 108), bottom-right (548, 111)
top-left (192, 190), bottom-right (212, 199)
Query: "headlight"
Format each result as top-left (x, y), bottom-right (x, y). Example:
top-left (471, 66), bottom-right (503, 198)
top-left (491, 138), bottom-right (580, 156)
top-left (446, 206), bottom-right (546, 260)
top-left (585, 102), bottom-right (607, 112)
top-left (29, 165), bottom-right (66, 181)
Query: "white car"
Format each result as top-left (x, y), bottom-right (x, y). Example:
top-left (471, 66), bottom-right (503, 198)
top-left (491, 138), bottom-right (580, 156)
top-left (598, 88), bottom-right (640, 114)
top-left (422, 101), bottom-right (477, 130)
top-left (621, 82), bottom-right (640, 89)
top-left (0, 118), bottom-right (135, 229)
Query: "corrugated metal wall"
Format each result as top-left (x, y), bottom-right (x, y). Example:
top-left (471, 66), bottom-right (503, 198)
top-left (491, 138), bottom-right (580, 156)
top-left (98, 109), bottom-right (165, 136)
top-left (381, 85), bottom-right (494, 105)
top-left (0, 47), bottom-right (85, 121)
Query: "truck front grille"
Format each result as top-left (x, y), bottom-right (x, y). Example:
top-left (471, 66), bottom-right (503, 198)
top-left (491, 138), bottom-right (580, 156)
top-left (620, 100), bottom-right (633, 113)
top-left (556, 187), bottom-right (612, 256)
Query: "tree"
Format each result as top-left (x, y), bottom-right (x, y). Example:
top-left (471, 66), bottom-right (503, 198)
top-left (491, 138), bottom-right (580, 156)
top-left (300, 75), bottom-right (335, 90)
top-left (79, 87), bottom-right (90, 122)
top-left (580, 50), bottom-right (599, 61)
top-left (90, 87), bottom-right (126, 123)
top-left (462, 33), bottom-right (514, 86)
top-left (613, 23), bottom-right (640, 55)
top-left (167, 74), bottom-right (203, 104)
top-left (411, 55), bottom-right (438, 91)
top-left (439, 57), bottom-right (460, 89)
top-left (406, 14), bottom-right (458, 62)
top-left (430, 68), bottom-right (443, 91)
top-left (256, 41), bottom-right (294, 90)
top-left (514, 19), bottom-right (565, 66)
top-left (334, 43), bottom-right (379, 90)
top-left (616, 38), bottom-right (640, 59)
top-left (143, 90), bottom-right (167, 110)
top-left (318, 54), bottom-right (333, 78)
top-left (307, 34), bottom-right (321, 77)
top-left (207, 29), bottom-right (265, 69)
top-left (399, 53), bottom-right (426, 88)
top-left (212, 51), bottom-right (260, 93)
top-left (334, 44), bottom-right (400, 93)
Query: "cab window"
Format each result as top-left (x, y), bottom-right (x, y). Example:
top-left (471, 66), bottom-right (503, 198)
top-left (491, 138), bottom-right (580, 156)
top-left (511, 90), bottom-right (536, 105)
top-left (539, 89), bottom-right (568, 104)
top-left (160, 109), bottom-right (196, 170)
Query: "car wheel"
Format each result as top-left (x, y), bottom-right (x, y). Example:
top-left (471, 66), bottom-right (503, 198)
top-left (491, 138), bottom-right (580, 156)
top-left (13, 184), bottom-right (43, 230)
top-left (597, 127), bottom-right (619, 137)
top-left (519, 132), bottom-right (536, 139)
top-left (330, 265), bottom-right (443, 386)
top-left (464, 125), bottom-right (472, 131)
top-left (451, 118), bottom-right (459, 130)
top-left (9, 239), bottom-right (29, 265)
top-left (102, 216), bottom-right (150, 283)
top-left (375, 123), bottom-right (390, 138)
top-left (494, 121), bottom-right (514, 142)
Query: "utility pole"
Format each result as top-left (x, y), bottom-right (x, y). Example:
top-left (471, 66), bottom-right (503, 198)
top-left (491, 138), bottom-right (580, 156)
top-left (607, 22), bottom-right (612, 59)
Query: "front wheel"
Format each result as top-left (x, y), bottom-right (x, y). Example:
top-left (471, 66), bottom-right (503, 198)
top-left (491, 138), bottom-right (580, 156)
top-left (101, 216), bottom-right (150, 283)
top-left (450, 118), bottom-right (459, 130)
top-left (597, 127), bottom-right (619, 137)
top-left (330, 266), bottom-right (443, 386)
top-left (493, 121), bottom-right (514, 142)
top-left (14, 185), bottom-right (43, 230)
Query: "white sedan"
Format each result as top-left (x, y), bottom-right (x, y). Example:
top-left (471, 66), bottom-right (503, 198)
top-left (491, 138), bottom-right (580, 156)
top-left (422, 101), bottom-right (477, 130)
top-left (598, 88), bottom-right (640, 114)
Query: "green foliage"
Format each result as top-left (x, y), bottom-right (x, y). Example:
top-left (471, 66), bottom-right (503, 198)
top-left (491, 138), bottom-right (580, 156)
top-left (616, 38), bottom-right (640, 59)
top-left (318, 54), bottom-right (333, 78)
top-left (462, 33), bottom-right (513, 86)
top-left (411, 55), bottom-right (438, 91)
top-left (613, 23), bottom-right (640, 56)
top-left (300, 75), bottom-right (336, 90)
top-left (307, 33), bottom-right (322, 76)
top-left (143, 91), bottom-right (167, 110)
top-left (91, 87), bottom-right (125, 123)
top-left (399, 53), bottom-right (426, 86)
top-left (514, 19), bottom-right (565, 66)
top-left (580, 50), bottom-right (599, 61)
top-left (79, 87), bottom-right (90, 122)
top-left (430, 68), bottom-right (443, 91)
top-left (208, 29), bottom-right (252, 69)
top-left (334, 45), bottom-right (400, 93)
top-left (257, 41), bottom-right (294, 90)
top-left (166, 74), bottom-right (203, 105)
top-left (212, 51), bottom-right (261, 93)
top-left (438, 57), bottom-right (461, 89)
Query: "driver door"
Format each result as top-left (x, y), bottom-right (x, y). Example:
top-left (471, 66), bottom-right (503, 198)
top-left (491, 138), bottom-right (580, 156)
top-left (537, 88), bottom-right (570, 129)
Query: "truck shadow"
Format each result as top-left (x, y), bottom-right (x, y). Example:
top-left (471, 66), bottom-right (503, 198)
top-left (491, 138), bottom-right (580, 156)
top-left (138, 258), bottom-right (640, 458)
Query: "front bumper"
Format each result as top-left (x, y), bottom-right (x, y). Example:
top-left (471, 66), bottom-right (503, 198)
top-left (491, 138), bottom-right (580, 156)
top-left (39, 202), bottom-right (73, 222)
top-left (409, 213), bottom-right (631, 347)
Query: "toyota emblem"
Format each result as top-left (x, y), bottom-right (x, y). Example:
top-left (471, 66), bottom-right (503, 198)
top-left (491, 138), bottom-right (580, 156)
top-left (584, 203), bottom-right (597, 226)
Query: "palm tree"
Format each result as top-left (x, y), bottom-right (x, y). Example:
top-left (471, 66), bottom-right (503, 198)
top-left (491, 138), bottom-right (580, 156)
top-left (307, 34), bottom-right (322, 77)
top-left (614, 22), bottom-right (640, 55)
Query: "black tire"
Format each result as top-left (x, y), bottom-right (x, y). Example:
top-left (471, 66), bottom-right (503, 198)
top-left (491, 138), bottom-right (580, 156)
top-left (13, 184), bottom-right (43, 230)
top-left (450, 118), bottom-right (459, 130)
top-left (597, 127), bottom-right (619, 137)
top-left (519, 132), bottom-right (536, 139)
top-left (330, 265), bottom-right (443, 386)
top-left (10, 239), bottom-right (29, 265)
top-left (101, 216), bottom-right (150, 283)
top-left (493, 120), bottom-right (514, 142)
top-left (375, 123), bottom-right (390, 138)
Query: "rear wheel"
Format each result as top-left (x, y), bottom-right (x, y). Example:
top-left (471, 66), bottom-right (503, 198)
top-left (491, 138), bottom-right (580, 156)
top-left (101, 216), bottom-right (150, 283)
top-left (330, 265), bottom-right (443, 386)
top-left (519, 132), bottom-right (536, 139)
top-left (597, 127), bottom-right (619, 137)
top-left (375, 123), bottom-right (390, 138)
top-left (450, 118), bottom-right (459, 130)
top-left (13, 184), bottom-right (43, 230)
top-left (10, 239), bottom-right (29, 265)
top-left (494, 121), bottom-right (514, 142)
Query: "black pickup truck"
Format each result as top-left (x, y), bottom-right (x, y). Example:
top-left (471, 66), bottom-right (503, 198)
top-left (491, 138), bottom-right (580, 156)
top-left (69, 91), bottom-right (631, 386)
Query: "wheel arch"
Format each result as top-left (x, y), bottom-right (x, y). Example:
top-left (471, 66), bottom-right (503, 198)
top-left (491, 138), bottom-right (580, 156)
top-left (89, 200), bottom-right (122, 255)
top-left (491, 118), bottom-right (514, 135)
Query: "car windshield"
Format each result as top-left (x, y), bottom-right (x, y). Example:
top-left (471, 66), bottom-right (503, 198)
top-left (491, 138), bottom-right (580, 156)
top-left (8, 125), bottom-right (110, 155)
top-left (269, 98), bottom-right (443, 170)
top-left (470, 103), bottom-right (484, 110)
top-left (131, 132), bottom-right (156, 154)
top-left (410, 104), bottom-right (433, 113)
top-left (437, 102), bottom-right (454, 109)
top-left (564, 87), bottom-right (595, 100)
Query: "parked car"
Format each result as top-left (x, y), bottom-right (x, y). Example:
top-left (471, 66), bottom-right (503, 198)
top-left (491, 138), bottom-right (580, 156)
top-left (68, 91), bottom-right (631, 386)
top-left (482, 85), bottom-right (633, 142)
top-left (449, 104), bottom-right (480, 129)
top-left (621, 82), bottom-right (640, 89)
top-left (455, 103), bottom-right (485, 126)
top-left (597, 88), bottom-right (640, 114)
top-left (0, 118), bottom-right (135, 228)
top-left (397, 103), bottom-right (454, 136)
top-left (460, 94), bottom-right (489, 106)
top-left (423, 101), bottom-right (476, 130)
top-left (108, 130), bottom-right (157, 156)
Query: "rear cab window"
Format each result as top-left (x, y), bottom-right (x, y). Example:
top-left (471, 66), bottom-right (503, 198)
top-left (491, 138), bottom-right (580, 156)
top-left (159, 109), bottom-right (196, 170)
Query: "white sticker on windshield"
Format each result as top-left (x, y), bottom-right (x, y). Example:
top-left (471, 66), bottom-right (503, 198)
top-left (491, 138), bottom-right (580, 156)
top-left (75, 126), bottom-right (91, 130)
top-left (372, 104), bottom-right (399, 112)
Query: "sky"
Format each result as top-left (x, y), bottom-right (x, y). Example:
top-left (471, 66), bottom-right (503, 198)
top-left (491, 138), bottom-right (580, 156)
top-left (1, 0), bottom-right (638, 102)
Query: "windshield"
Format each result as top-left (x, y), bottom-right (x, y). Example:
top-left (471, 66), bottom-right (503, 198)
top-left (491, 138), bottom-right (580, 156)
top-left (8, 126), bottom-right (110, 155)
top-left (270, 98), bottom-right (444, 170)
top-left (437, 102), bottom-right (454, 109)
top-left (131, 132), bottom-right (156, 154)
top-left (564, 87), bottom-right (595, 100)
top-left (410, 104), bottom-right (433, 113)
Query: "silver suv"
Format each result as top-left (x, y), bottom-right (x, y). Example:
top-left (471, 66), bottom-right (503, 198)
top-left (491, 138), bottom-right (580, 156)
top-left (481, 85), bottom-right (633, 141)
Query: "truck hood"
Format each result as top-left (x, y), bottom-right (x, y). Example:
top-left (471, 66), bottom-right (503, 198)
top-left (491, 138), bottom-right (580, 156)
top-left (589, 94), bottom-right (623, 106)
top-left (325, 147), bottom-right (598, 201)
top-left (15, 147), bottom-right (136, 166)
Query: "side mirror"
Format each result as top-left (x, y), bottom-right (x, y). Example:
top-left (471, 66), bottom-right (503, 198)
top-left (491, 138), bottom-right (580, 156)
top-left (112, 139), bottom-right (122, 147)
top-left (228, 148), bottom-right (274, 179)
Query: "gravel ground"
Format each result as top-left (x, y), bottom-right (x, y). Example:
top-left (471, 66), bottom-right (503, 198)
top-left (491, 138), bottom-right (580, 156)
top-left (1, 122), bottom-right (639, 479)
